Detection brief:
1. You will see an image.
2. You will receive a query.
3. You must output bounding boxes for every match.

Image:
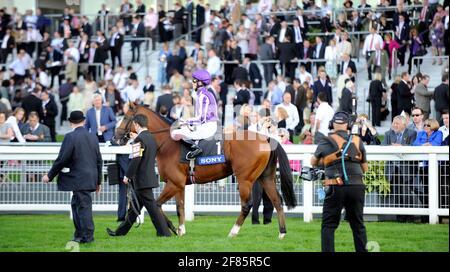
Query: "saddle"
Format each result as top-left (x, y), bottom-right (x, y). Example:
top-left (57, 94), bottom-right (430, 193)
top-left (180, 137), bottom-right (226, 165)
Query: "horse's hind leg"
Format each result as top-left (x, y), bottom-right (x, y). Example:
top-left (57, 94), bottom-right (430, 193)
top-left (228, 179), bottom-right (253, 238)
top-left (261, 174), bottom-right (288, 239)
top-left (175, 189), bottom-right (186, 236)
top-left (156, 180), bottom-right (182, 235)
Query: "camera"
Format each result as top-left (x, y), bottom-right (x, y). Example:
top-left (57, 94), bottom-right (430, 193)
top-left (300, 166), bottom-right (325, 181)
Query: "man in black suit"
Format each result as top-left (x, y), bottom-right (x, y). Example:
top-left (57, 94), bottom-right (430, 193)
top-left (301, 40), bottom-right (314, 73)
top-left (231, 63), bottom-right (249, 83)
top-left (277, 36), bottom-right (297, 80)
top-left (46, 45), bottom-right (63, 88)
top-left (107, 114), bottom-right (172, 237)
top-left (80, 16), bottom-right (92, 37)
top-left (394, 14), bottom-right (409, 66)
top-left (88, 42), bottom-right (108, 80)
top-left (244, 56), bottom-right (263, 105)
top-left (275, 20), bottom-right (293, 46)
top-left (259, 35), bottom-right (276, 86)
top-left (397, 72), bottom-right (413, 115)
top-left (0, 28), bottom-right (15, 64)
top-left (434, 73), bottom-right (449, 123)
top-left (166, 49), bottom-right (184, 82)
top-left (312, 70), bottom-right (333, 108)
top-left (43, 110), bottom-right (102, 243)
top-left (233, 80), bottom-right (250, 116)
top-left (22, 88), bottom-right (44, 121)
top-left (109, 26), bottom-right (124, 69)
top-left (156, 85), bottom-right (174, 114)
top-left (339, 53), bottom-right (357, 75)
top-left (130, 16), bottom-right (145, 63)
top-left (41, 90), bottom-right (58, 142)
top-left (313, 36), bottom-right (326, 69)
top-left (196, 0), bottom-right (206, 43)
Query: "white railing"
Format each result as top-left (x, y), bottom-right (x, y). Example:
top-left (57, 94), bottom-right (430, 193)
top-left (0, 144), bottom-right (448, 224)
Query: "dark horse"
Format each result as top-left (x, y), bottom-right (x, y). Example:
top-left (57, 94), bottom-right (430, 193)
top-left (114, 103), bottom-right (296, 238)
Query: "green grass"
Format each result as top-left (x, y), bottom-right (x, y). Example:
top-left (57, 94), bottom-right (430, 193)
top-left (0, 215), bottom-right (447, 252)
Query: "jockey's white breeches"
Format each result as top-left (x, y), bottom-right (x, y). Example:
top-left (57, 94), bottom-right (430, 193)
top-left (171, 121), bottom-right (218, 141)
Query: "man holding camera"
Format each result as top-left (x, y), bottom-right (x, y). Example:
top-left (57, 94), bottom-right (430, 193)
top-left (311, 111), bottom-right (369, 252)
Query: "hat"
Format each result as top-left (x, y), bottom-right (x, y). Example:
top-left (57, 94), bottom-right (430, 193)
top-left (332, 111), bottom-right (350, 125)
top-left (129, 73), bottom-right (137, 80)
top-left (192, 69), bottom-right (211, 85)
top-left (68, 110), bottom-right (86, 123)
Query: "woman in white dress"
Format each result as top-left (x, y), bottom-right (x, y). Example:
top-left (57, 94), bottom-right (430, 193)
top-left (5, 107), bottom-right (26, 143)
top-left (236, 25), bottom-right (249, 55)
top-left (324, 38), bottom-right (338, 80)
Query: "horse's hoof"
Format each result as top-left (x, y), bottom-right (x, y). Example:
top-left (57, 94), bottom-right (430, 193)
top-left (278, 233), bottom-right (286, 240)
top-left (228, 224), bottom-right (240, 238)
top-left (177, 225), bottom-right (186, 237)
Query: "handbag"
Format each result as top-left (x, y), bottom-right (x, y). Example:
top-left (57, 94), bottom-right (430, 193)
top-left (415, 45), bottom-right (427, 57)
top-left (107, 163), bottom-right (120, 185)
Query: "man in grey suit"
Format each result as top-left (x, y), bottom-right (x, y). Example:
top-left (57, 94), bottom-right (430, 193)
top-left (42, 111), bottom-right (103, 243)
top-left (414, 75), bottom-right (434, 120)
top-left (383, 115), bottom-right (417, 220)
top-left (20, 112), bottom-right (51, 142)
top-left (259, 36), bottom-right (276, 86)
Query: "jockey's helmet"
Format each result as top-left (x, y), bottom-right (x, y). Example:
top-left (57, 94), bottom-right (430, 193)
top-left (192, 69), bottom-right (211, 86)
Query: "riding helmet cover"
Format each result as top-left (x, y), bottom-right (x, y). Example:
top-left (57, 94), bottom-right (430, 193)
top-left (192, 69), bottom-right (211, 85)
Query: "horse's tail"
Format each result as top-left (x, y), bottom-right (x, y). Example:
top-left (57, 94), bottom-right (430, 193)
top-left (275, 142), bottom-right (297, 210)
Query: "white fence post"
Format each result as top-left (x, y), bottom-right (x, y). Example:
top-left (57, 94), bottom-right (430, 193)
top-left (185, 184), bottom-right (195, 221)
top-left (428, 153), bottom-right (439, 224)
top-left (303, 153), bottom-right (314, 222)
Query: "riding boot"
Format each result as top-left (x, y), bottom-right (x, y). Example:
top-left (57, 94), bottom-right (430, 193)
top-left (181, 139), bottom-right (203, 159)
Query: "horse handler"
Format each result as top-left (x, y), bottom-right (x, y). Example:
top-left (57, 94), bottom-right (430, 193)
top-left (42, 110), bottom-right (103, 244)
top-left (107, 114), bottom-right (172, 237)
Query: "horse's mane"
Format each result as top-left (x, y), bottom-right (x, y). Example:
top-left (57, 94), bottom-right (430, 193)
top-left (136, 104), bottom-right (174, 126)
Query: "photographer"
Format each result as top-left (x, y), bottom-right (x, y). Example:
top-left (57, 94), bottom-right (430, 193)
top-left (311, 112), bottom-right (369, 252)
top-left (355, 114), bottom-right (380, 145)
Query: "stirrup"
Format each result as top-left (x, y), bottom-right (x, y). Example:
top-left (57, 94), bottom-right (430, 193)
top-left (186, 148), bottom-right (202, 160)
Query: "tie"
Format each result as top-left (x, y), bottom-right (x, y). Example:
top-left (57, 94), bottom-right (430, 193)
top-left (369, 34), bottom-right (375, 51)
top-left (396, 133), bottom-right (402, 144)
top-left (296, 27), bottom-right (300, 43)
top-left (376, 50), bottom-right (381, 66)
top-left (420, 6), bottom-right (427, 21)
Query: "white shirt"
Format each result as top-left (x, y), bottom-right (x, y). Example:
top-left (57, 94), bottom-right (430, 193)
top-left (439, 125), bottom-right (449, 140)
top-left (279, 28), bottom-right (287, 43)
top-left (362, 33), bottom-right (383, 55)
top-left (342, 61), bottom-right (349, 75)
top-left (95, 108), bottom-right (102, 135)
top-left (294, 26), bottom-right (302, 43)
top-left (113, 72), bottom-right (129, 90)
top-left (6, 116), bottom-right (25, 143)
top-left (39, 71), bottom-right (49, 88)
top-left (9, 59), bottom-right (27, 76)
top-left (122, 85), bottom-right (144, 103)
top-left (64, 47), bottom-right (80, 63)
top-left (299, 71), bottom-right (312, 84)
top-left (1, 35), bottom-right (9, 49)
top-left (276, 103), bottom-right (300, 131)
top-left (207, 56), bottom-right (221, 76)
top-left (315, 102), bottom-right (335, 136)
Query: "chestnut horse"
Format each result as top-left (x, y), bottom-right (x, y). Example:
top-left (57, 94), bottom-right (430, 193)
top-left (114, 103), bottom-right (296, 239)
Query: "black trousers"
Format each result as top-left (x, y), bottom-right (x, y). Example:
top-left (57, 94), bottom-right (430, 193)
top-left (371, 97), bottom-right (382, 127)
top-left (115, 187), bottom-right (172, 237)
top-left (117, 154), bottom-right (130, 221)
top-left (263, 64), bottom-right (274, 86)
top-left (251, 181), bottom-right (274, 224)
top-left (131, 41), bottom-right (141, 62)
top-left (71, 191), bottom-right (95, 242)
top-left (110, 49), bottom-right (122, 69)
top-left (321, 185), bottom-right (367, 252)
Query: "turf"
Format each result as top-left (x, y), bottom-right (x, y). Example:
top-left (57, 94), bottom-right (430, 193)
top-left (0, 214), bottom-right (447, 252)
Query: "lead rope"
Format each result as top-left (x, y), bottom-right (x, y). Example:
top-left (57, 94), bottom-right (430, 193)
top-left (341, 135), bottom-right (353, 185)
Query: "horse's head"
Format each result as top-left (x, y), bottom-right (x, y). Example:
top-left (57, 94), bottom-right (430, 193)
top-left (112, 102), bottom-right (138, 145)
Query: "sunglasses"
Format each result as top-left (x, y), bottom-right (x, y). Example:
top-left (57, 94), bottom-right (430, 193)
top-left (424, 124), bottom-right (431, 127)
top-left (412, 114), bottom-right (422, 117)
top-left (192, 79), bottom-right (198, 83)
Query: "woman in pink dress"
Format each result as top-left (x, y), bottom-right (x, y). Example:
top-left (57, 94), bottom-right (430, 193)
top-left (248, 23), bottom-right (259, 56)
top-left (383, 33), bottom-right (400, 80)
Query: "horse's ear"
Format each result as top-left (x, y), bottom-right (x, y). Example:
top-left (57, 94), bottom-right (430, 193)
top-left (128, 100), bottom-right (135, 109)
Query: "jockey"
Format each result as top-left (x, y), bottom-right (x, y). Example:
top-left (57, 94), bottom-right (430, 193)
top-left (170, 69), bottom-right (219, 159)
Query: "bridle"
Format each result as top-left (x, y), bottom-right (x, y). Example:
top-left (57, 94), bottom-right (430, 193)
top-left (114, 107), bottom-right (172, 152)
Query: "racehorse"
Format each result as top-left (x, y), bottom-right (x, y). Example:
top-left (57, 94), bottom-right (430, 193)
top-left (114, 102), bottom-right (296, 239)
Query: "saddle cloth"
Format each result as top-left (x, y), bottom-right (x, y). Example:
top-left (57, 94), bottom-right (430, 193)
top-left (180, 137), bottom-right (226, 165)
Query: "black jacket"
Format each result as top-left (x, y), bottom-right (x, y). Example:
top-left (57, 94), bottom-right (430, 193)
top-left (233, 89), bottom-right (250, 106)
top-left (231, 66), bottom-right (249, 83)
top-left (156, 93), bottom-right (174, 114)
top-left (196, 4), bottom-right (205, 26)
top-left (248, 63), bottom-right (262, 88)
top-left (22, 93), bottom-right (43, 120)
top-left (48, 127), bottom-right (102, 192)
top-left (434, 83), bottom-right (449, 113)
top-left (126, 130), bottom-right (159, 190)
top-left (340, 60), bottom-right (357, 74)
top-left (42, 99), bottom-right (58, 126)
top-left (340, 88), bottom-right (353, 114)
top-left (109, 33), bottom-right (124, 53)
top-left (312, 79), bottom-right (333, 106)
top-left (277, 42), bottom-right (297, 63)
top-left (397, 80), bottom-right (413, 113)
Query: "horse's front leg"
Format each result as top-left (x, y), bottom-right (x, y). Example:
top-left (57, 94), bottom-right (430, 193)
top-left (157, 180), bottom-right (182, 235)
top-left (175, 189), bottom-right (186, 236)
